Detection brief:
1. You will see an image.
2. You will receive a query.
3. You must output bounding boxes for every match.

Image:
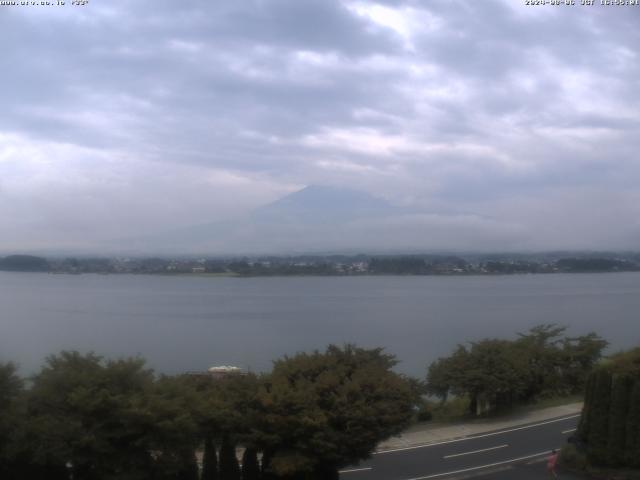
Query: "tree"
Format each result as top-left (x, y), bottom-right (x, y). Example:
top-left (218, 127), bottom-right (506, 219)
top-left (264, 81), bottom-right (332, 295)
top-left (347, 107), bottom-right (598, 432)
top-left (0, 254), bottom-right (49, 272)
top-left (241, 447), bottom-right (260, 480)
top-left (425, 356), bottom-right (456, 403)
top-left (368, 257), bottom-right (428, 275)
top-left (256, 345), bottom-right (417, 478)
top-left (463, 340), bottom-right (529, 413)
top-left (427, 325), bottom-right (608, 415)
top-left (261, 450), bottom-right (277, 480)
top-left (585, 369), bottom-right (613, 464)
top-left (560, 333), bottom-right (608, 394)
top-left (219, 438), bottom-right (241, 480)
top-left (202, 436), bottom-right (218, 480)
top-left (577, 372), bottom-right (596, 442)
top-left (624, 381), bottom-right (640, 467)
top-left (516, 324), bottom-right (567, 400)
top-left (427, 340), bottom-right (527, 414)
top-left (145, 375), bottom-right (201, 479)
top-left (0, 363), bottom-right (25, 479)
top-left (25, 351), bottom-right (157, 479)
top-left (607, 375), bottom-right (632, 466)
top-left (176, 450), bottom-right (199, 480)
top-left (577, 347), bottom-right (640, 468)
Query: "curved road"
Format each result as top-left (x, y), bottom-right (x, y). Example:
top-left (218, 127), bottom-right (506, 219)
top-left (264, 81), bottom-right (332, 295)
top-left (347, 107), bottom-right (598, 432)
top-left (340, 414), bottom-right (579, 480)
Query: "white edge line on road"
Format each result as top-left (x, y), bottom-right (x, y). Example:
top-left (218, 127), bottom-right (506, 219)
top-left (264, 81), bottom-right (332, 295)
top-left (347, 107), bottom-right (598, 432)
top-left (339, 467), bottom-right (373, 474)
top-left (374, 414), bottom-right (580, 455)
top-left (562, 428), bottom-right (577, 434)
top-left (404, 449), bottom-right (556, 480)
top-left (443, 444), bottom-right (508, 459)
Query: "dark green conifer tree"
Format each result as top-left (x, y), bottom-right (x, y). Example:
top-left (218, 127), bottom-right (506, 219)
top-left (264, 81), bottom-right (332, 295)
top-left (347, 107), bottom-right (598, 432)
top-left (587, 369), bottom-right (613, 464)
top-left (202, 437), bottom-right (218, 480)
top-left (177, 450), bottom-right (199, 480)
top-left (607, 375), bottom-right (632, 465)
top-left (219, 439), bottom-right (241, 480)
top-left (241, 447), bottom-right (260, 480)
top-left (261, 450), bottom-right (277, 480)
top-left (577, 372), bottom-right (595, 441)
top-left (624, 380), bottom-right (640, 467)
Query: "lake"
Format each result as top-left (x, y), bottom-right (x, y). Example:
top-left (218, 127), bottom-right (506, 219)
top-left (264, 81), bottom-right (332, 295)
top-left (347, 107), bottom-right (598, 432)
top-left (1, 272), bottom-right (639, 377)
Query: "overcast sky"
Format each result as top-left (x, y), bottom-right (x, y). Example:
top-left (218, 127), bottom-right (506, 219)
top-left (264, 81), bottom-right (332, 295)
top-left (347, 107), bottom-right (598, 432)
top-left (1, 0), bottom-right (639, 253)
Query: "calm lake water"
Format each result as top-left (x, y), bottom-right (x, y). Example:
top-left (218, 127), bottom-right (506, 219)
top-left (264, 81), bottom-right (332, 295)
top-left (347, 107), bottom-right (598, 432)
top-left (1, 272), bottom-right (639, 377)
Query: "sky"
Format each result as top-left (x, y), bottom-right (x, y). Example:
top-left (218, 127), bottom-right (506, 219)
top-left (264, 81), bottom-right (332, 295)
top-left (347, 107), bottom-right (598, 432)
top-left (1, 0), bottom-right (639, 254)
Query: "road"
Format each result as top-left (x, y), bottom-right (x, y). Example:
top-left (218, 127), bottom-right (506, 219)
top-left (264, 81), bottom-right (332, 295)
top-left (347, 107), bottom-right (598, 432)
top-left (340, 414), bottom-right (580, 480)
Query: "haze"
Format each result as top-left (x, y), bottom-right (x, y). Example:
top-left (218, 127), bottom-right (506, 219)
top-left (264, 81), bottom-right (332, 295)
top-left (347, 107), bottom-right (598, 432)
top-left (2, 1), bottom-right (639, 254)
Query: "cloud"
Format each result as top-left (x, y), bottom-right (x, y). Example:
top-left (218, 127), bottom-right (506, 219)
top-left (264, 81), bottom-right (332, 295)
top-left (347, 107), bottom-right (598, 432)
top-left (1, 0), bottom-right (638, 252)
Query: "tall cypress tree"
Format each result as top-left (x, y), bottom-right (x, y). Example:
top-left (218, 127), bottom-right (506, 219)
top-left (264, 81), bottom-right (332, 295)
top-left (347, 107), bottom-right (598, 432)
top-left (241, 447), bottom-right (260, 480)
top-left (261, 450), bottom-right (277, 480)
top-left (577, 372), bottom-right (596, 442)
top-left (176, 450), bottom-right (199, 480)
top-left (607, 375), bottom-right (632, 466)
top-left (624, 380), bottom-right (640, 468)
top-left (586, 369), bottom-right (612, 464)
top-left (219, 439), bottom-right (241, 480)
top-left (202, 437), bottom-right (218, 480)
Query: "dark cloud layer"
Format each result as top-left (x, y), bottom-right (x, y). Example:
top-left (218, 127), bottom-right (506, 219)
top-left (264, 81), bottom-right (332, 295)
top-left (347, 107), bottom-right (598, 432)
top-left (1, 0), bottom-right (639, 253)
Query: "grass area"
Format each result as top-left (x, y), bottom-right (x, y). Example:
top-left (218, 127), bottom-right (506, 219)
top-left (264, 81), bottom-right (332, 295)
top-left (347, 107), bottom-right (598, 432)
top-left (411, 396), bottom-right (472, 426)
top-left (412, 394), bottom-right (582, 427)
top-left (428, 396), bottom-right (472, 423)
top-left (510, 393), bottom-right (583, 415)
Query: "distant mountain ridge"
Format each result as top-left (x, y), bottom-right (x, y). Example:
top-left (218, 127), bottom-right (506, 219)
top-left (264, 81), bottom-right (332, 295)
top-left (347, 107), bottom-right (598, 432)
top-left (109, 185), bottom-right (521, 255)
top-left (252, 185), bottom-right (406, 224)
top-left (114, 185), bottom-right (407, 254)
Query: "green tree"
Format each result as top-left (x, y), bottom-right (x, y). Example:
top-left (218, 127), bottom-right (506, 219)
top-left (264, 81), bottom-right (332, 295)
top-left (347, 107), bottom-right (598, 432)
top-left (0, 254), bottom-right (49, 272)
top-left (516, 324), bottom-right (567, 399)
top-left (202, 436), bottom-right (218, 480)
top-left (256, 344), bottom-right (417, 478)
top-left (0, 363), bottom-right (26, 479)
top-left (425, 355), bottom-right (457, 403)
top-left (261, 450), bottom-right (277, 480)
top-left (464, 340), bottom-right (529, 413)
top-left (577, 347), bottom-right (640, 468)
top-left (190, 372), bottom-right (261, 444)
top-left (176, 450), bottom-right (199, 480)
top-left (241, 447), bottom-right (260, 480)
top-left (219, 438), bottom-right (241, 480)
top-left (577, 372), bottom-right (596, 442)
top-left (25, 351), bottom-right (157, 479)
top-left (146, 375), bottom-right (201, 479)
top-left (560, 333), bottom-right (608, 394)
top-left (585, 369), bottom-right (613, 464)
top-left (607, 375), bottom-right (633, 466)
top-left (427, 340), bottom-right (527, 414)
top-left (428, 325), bottom-right (607, 415)
top-left (624, 381), bottom-right (640, 467)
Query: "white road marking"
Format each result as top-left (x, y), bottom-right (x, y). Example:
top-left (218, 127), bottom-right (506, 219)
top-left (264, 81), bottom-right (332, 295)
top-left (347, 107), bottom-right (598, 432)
top-left (562, 428), bottom-right (577, 434)
top-left (374, 414), bottom-right (580, 455)
top-left (403, 449), bottom-right (558, 480)
top-left (339, 467), bottom-right (372, 474)
top-left (443, 444), bottom-right (508, 459)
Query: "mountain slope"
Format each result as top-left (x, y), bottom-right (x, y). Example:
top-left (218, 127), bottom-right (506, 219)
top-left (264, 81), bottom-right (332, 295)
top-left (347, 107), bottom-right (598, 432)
top-left (252, 185), bottom-right (405, 224)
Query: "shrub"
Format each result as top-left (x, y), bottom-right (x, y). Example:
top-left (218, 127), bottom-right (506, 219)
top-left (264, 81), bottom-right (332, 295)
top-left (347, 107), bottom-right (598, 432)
top-left (560, 444), bottom-right (588, 471)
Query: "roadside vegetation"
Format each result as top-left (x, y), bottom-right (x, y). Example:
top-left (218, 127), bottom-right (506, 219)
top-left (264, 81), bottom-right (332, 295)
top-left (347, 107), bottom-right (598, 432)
top-left (0, 325), bottom-right (614, 479)
top-left (425, 324), bottom-right (607, 416)
top-left (560, 347), bottom-right (640, 478)
top-left (0, 345), bottom-right (417, 480)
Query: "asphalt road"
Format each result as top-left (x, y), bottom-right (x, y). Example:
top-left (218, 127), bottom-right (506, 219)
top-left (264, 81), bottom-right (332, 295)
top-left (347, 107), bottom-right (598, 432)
top-left (470, 460), bottom-right (589, 480)
top-left (340, 414), bottom-right (580, 480)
